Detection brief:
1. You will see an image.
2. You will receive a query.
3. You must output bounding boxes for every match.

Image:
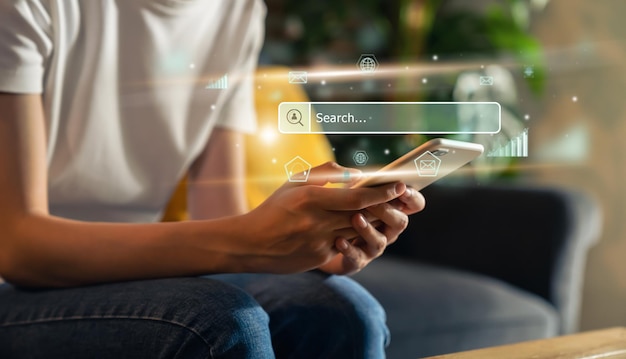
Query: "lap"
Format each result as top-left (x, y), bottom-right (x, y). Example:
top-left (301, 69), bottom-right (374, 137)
top-left (214, 271), bottom-right (389, 359)
top-left (0, 273), bottom-right (388, 359)
top-left (0, 277), bottom-right (272, 359)
top-left (213, 270), bottom-right (385, 315)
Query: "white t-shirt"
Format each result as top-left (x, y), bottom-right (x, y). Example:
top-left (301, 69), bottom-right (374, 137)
top-left (0, 0), bottom-right (265, 222)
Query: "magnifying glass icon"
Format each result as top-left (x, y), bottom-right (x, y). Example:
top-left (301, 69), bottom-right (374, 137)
top-left (286, 109), bottom-right (304, 126)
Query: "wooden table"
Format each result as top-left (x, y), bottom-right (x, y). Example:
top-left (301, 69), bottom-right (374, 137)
top-left (425, 327), bottom-right (626, 359)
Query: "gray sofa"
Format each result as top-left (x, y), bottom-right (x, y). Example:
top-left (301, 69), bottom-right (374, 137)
top-left (353, 184), bottom-right (601, 358)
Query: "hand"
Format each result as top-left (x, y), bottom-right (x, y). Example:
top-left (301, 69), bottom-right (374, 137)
top-left (318, 184), bottom-right (425, 275)
top-left (386, 186), bottom-right (427, 216)
top-left (239, 162), bottom-right (407, 274)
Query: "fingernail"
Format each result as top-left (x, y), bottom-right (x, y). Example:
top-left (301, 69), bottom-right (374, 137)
top-left (337, 238), bottom-right (349, 250)
top-left (395, 182), bottom-right (406, 195)
top-left (357, 214), bottom-right (368, 228)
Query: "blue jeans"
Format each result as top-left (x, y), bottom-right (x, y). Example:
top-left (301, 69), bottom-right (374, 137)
top-left (0, 271), bottom-right (389, 358)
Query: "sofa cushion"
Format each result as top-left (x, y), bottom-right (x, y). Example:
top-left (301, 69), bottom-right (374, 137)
top-left (353, 257), bottom-right (559, 359)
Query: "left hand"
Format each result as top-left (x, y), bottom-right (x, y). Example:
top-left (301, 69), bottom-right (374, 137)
top-left (318, 183), bottom-right (425, 275)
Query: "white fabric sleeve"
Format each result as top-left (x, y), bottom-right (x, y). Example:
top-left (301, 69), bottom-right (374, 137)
top-left (0, 0), bottom-right (52, 94)
top-left (213, 1), bottom-right (266, 134)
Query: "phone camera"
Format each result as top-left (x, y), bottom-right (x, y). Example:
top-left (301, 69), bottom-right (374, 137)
top-left (432, 149), bottom-right (449, 156)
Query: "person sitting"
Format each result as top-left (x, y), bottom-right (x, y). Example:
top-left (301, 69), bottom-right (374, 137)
top-left (0, 1), bottom-right (425, 358)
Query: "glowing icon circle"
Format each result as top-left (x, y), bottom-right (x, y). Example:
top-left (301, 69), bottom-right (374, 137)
top-left (353, 151), bottom-right (369, 166)
top-left (357, 54), bottom-right (379, 74)
top-left (360, 57), bottom-right (376, 72)
top-left (286, 109), bottom-right (304, 126)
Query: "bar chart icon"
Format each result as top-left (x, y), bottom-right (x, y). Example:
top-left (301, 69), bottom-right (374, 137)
top-left (206, 74), bottom-right (228, 90)
top-left (487, 129), bottom-right (529, 157)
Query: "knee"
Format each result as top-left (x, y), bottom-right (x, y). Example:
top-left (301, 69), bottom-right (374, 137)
top-left (265, 273), bottom-right (389, 358)
top-left (146, 278), bottom-right (271, 357)
top-left (325, 275), bottom-right (391, 353)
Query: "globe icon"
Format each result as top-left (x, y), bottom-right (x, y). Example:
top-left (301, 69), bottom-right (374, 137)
top-left (359, 57), bottom-right (377, 72)
top-left (353, 151), bottom-right (369, 166)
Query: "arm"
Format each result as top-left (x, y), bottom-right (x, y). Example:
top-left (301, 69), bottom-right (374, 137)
top-left (187, 128), bottom-right (247, 220)
top-left (0, 94), bottom-right (255, 287)
top-left (0, 93), bottom-right (405, 287)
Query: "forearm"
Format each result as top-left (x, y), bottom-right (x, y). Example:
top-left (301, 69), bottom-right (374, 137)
top-left (1, 213), bottom-right (253, 288)
top-left (188, 181), bottom-right (248, 219)
top-left (187, 128), bottom-right (248, 220)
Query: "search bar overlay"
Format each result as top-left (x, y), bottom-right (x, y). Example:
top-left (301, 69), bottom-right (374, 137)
top-left (278, 102), bottom-right (501, 134)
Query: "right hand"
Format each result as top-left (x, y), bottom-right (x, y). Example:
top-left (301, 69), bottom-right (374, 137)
top-left (239, 162), bottom-right (406, 274)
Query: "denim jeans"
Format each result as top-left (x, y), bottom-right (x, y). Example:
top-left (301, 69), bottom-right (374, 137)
top-left (0, 271), bottom-right (389, 358)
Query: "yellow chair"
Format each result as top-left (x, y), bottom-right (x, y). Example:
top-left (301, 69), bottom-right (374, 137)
top-left (162, 67), bottom-right (334, 221)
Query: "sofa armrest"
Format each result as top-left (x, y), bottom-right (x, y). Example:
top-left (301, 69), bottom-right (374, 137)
top-left (385, 184), bottom-right (601, 333)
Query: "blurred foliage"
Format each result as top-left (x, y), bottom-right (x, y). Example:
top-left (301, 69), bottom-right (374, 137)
top-left (422, 0), bottom-right (545, 93)
top-left (263, 0), bottom-right (546, 173)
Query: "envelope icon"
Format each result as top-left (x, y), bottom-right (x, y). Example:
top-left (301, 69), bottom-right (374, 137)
top-left (288, 71), bottom-right (308, 84)
top-left (420, 160), bottom-right (436, 170)
top-left (479, 76), bottom-right (494, 86)
top-left (414, 151), bottom-right (441, 177)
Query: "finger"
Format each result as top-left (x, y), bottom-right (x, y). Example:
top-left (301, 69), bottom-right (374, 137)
top-left (365, 203), bottom-right (408, 245)
top-left (356, 210), bottom-right (379, 223)
top-left (311, 182), bottom-right (406, 211)
top-left (366, 203), bottom-right (409, 232)
top-left (397, 187), bottom-right (426, 215)
top-left (324, 211), bottom-right (359, 232)
top-left (334, 219), bottom-right (383, 241)
top-left (286, 161), bottom-right (362, 187)
top-left (351, 213), bottom-right (387, 258)
top-left (382, 188), bottom-right (425, 214)
top-left (334, 228), bottom-right (359, 240)
top-left (335, 237), bottom-right (363, 267)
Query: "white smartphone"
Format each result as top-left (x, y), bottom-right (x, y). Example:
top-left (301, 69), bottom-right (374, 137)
top-left (351, 138), bottom-right (484, 190)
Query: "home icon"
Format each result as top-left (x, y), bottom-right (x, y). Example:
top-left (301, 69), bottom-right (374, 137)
top-left (414, 151), bottom-right (442, 177)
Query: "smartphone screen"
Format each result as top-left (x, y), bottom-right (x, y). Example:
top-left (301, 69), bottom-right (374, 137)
top-left (351, 138), bottom-right (484, 189)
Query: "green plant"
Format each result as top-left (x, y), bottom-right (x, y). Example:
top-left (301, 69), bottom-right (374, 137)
top-left (418, 0), bottom-right (545, 93)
